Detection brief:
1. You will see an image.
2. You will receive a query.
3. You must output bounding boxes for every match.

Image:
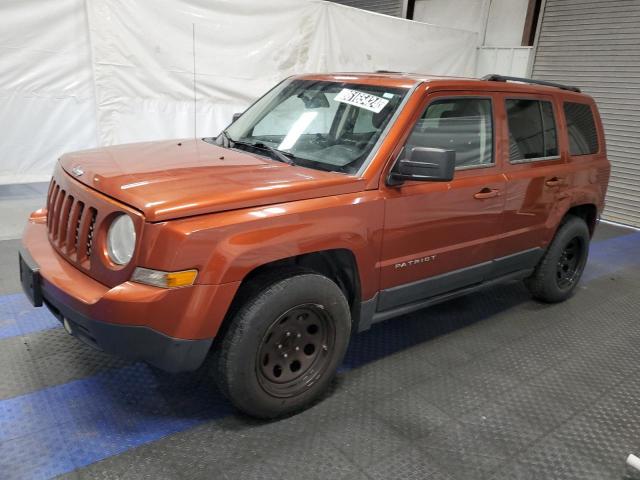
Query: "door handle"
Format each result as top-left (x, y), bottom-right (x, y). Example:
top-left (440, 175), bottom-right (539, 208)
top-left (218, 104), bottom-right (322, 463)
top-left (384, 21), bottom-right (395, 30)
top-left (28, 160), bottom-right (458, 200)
top-left (473, 188), bottom-right (500, 199)
top-left (545, 177), bottom-right (565, 187)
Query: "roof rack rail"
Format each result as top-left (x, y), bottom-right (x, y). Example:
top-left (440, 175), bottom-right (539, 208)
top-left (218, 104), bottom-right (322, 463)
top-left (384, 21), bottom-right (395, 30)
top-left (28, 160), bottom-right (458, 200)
top-left (481, 74), bottom-right (581, 93)
top-left (375, 70), bottom-right (402, 74)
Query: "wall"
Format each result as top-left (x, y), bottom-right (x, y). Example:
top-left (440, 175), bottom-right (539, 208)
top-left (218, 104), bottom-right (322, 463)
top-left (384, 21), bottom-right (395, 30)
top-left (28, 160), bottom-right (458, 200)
top-left (413, 0), bottom-right (487, 33)
top-left (483, 0), bottom-right (529, 46)
top-left (0, 0), bottom-right (98, 184)
top-left (414, 0), bottom-right (531, 77)
top-left (475, 47), bottom-right (532, 77)
top-left (414, 0), bottom-right (529, 46)
top-left (0, 0), bottom-right (478, 183)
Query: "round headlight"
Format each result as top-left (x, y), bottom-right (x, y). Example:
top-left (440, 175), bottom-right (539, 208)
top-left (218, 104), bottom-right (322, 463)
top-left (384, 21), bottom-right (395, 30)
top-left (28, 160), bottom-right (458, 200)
top-left (107, 214), bottom-right (136, 265)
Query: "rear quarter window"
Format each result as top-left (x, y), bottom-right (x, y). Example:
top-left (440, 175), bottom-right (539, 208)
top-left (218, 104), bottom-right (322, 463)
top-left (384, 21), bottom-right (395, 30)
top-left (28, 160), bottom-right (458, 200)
top-left (564, 102), bottom-right (599, 155)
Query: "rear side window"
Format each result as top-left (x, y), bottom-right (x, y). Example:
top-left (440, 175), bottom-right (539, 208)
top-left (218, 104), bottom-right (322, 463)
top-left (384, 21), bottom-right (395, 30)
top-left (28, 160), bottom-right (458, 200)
top-left (564, 102), bottom-right (599, 155)
top-left (406, 98), bottom-right (493, 169)
top-left (506, 99), bottom-right (558, 162)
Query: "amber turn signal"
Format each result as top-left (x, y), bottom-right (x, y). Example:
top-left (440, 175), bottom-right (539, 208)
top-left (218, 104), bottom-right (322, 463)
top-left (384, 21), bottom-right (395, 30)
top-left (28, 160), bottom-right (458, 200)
top-left (131, 267), bottom-right (198, 288)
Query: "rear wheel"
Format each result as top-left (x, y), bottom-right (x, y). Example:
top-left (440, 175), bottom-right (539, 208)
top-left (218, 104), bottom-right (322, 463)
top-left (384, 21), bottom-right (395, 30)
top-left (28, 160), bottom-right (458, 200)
top-left (526, 215), bottom-right (590, 303)
top-left (214, 268), bottom-right (351, 418)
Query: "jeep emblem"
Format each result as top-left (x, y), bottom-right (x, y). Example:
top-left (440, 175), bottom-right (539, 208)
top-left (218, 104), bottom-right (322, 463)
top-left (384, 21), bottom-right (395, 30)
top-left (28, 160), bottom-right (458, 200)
top-left (71, 166), bottom-right (84, 177)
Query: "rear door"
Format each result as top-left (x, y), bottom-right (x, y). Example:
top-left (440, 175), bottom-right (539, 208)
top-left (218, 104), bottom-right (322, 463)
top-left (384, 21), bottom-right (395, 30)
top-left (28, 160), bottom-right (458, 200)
top-left (498, 93), bottom-right (572, 257)
top-left (378, 91), bottom-right (506, 312)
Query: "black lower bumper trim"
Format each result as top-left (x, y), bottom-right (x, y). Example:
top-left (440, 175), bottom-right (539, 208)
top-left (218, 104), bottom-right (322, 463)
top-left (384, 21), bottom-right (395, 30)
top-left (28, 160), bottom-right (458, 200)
top-left (19, 246), bottom-right (43, 307)
top-left (41, 292), bottom-right (213, 374)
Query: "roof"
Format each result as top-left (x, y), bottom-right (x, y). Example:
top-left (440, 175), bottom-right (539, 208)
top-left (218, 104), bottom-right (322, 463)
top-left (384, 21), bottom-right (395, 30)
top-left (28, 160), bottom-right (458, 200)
top-left (298, 71), bottom-right (461, 88)
top-left (297, 72), bottom-right (588, 97)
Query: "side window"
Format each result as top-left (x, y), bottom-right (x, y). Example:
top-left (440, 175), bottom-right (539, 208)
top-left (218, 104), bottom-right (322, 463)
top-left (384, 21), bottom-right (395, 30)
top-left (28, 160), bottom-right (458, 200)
top-left (406, 98), bottom-right (493, 168)
top-left (564, 102), bottom-right (599, 155)
top-left (506, 99), bottom-right (558, 162)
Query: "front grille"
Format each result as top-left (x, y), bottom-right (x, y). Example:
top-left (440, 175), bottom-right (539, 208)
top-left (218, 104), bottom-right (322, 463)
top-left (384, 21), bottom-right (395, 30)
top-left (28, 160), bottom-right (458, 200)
top-left (46, 179), bottom-right (97, 263)
top-left (44, 164), bottom-right (142, 287)
top-left (86, 208), bottom-right (97, 257)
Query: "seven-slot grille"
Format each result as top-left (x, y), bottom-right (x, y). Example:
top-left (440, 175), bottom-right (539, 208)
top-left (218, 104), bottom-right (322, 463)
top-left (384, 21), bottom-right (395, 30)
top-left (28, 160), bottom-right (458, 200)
top-left (46, 179), bottom-right (98, 263)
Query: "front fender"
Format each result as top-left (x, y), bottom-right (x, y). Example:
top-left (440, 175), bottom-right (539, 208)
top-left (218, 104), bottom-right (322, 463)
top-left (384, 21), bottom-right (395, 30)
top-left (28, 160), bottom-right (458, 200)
top-left (138, 192), bottom-right (385, 300)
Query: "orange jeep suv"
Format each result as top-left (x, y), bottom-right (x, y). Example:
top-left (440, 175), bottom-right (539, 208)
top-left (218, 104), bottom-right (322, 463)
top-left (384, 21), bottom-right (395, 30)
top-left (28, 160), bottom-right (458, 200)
top-left (19, 72), bottom-right (610, 417)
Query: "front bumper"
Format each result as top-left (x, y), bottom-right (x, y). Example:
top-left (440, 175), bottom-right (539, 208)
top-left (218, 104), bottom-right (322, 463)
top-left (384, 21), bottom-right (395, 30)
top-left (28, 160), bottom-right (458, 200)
top-left (20, 219), bottom-right (240, 372)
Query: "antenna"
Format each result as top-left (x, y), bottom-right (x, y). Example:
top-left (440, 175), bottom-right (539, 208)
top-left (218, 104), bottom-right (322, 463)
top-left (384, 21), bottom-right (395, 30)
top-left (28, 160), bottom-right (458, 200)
top-left (192, 23), bottom-right (197, 138)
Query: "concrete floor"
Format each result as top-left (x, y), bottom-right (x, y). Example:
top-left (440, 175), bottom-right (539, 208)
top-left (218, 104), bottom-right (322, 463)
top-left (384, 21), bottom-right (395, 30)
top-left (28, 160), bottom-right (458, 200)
top-left (2, 183), bottom-right (640, 480)
top-left (0, 182), bottom-right (49, 241)
top-left (0, 183), bottom-right (48, 295)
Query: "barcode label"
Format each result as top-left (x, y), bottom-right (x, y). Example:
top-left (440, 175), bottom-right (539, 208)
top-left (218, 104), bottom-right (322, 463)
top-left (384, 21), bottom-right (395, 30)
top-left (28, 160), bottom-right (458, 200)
top-left (334, 88), bottom-right (389, 113)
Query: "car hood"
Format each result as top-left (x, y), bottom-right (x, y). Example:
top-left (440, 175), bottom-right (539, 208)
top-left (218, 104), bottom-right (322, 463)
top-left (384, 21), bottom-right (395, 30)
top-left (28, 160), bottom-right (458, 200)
top-left (59, 139), bottom-right (366, 222)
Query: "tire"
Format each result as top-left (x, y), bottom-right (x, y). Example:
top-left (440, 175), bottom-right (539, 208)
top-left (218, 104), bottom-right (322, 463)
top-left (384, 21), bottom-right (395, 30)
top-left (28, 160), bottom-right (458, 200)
top-left (213, 267), bottom-right (351, 418)
top-left (525, 215), bottom-right (590, 303)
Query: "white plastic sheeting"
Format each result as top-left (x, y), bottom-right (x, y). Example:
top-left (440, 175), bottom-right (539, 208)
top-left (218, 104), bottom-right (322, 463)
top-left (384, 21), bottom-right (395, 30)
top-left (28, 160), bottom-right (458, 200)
top-left (413, 0), bottom-right (530, 47)
top-left (0, 0), bottom-right (478, 184)
top-left (0, 0), bottom-right (98, 184)
top-left (414, 0), bottom-right (489, 34)
top-left (476, 47), bottom-right (532, 78)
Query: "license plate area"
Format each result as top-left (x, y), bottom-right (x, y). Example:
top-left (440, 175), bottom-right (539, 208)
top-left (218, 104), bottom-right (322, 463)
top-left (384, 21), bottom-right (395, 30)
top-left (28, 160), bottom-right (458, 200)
top-left (19, 249), bottom-right (43, 307)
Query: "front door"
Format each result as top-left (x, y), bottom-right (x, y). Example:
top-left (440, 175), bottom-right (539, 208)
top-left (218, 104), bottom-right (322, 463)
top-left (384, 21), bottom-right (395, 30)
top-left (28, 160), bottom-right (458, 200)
top-left (378, 92), bottom-right (506, 312)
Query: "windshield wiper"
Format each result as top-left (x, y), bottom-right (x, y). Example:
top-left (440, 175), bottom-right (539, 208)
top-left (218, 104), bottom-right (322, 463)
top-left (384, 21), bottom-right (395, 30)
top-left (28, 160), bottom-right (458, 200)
top-left (219, 130), bottom-right (295, 166)
top-left (233, 140), bottom-right (296, 166)
top-left (254, 142), bottom-right (296, 166)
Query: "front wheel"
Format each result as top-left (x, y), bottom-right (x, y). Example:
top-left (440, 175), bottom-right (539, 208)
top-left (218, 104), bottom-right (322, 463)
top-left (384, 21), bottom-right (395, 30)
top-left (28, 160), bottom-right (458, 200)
top-left (213, 268), bottom-right (351, 418)
top-left (525, 215), bottom-right (590, 303)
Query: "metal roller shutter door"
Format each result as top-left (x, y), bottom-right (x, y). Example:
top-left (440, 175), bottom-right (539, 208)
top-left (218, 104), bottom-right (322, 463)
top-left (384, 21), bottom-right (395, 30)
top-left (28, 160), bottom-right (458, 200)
top-left (531, 0), bottom-right (640, 227)
top-left (330, 0), bottom-right (405, 17)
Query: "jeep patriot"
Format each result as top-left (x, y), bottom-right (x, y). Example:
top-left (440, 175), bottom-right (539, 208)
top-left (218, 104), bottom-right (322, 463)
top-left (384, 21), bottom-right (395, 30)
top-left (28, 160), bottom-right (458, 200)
top-left (19, 72), bottom-right (610, 417)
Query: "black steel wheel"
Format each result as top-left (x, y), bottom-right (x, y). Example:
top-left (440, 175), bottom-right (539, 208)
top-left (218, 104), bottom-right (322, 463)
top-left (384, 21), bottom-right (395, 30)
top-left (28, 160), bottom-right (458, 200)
top-left (526, 215), bottom-right (590, 303)
top-left (257, 304), bottom-right (334, 398)
top-left (213, 268), bottom-right (351, 418)
top-left (556, 236), bottom-right (585, 290)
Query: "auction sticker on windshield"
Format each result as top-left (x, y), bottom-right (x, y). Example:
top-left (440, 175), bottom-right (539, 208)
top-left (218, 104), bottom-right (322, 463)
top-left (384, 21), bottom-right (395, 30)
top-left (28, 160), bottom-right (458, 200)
top-left (334, 88), bottom-right (389, 113)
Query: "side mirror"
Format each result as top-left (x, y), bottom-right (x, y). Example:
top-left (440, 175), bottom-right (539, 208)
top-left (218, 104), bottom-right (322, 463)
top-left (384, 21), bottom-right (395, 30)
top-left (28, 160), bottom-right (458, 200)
top-left (389, 147), bottom-right (455, 185)
top-left (232, 112), bottom-right (242, 122)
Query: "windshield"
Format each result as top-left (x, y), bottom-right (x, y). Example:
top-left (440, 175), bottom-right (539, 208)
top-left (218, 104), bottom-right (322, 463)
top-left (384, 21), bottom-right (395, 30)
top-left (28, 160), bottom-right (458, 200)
top-left (219, 79), bottom-right (408, 174)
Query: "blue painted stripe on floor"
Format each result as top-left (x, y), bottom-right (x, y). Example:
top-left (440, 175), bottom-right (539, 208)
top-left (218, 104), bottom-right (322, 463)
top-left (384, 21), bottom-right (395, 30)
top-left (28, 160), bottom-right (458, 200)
top-left (0, 231), bottom-right (638, 479)
top-left (0, 363), bottom-right (232, 480)
top-left (0, 293), bottom-right (58, 340)
top-left (583, 230), bottom-right (640, 283)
